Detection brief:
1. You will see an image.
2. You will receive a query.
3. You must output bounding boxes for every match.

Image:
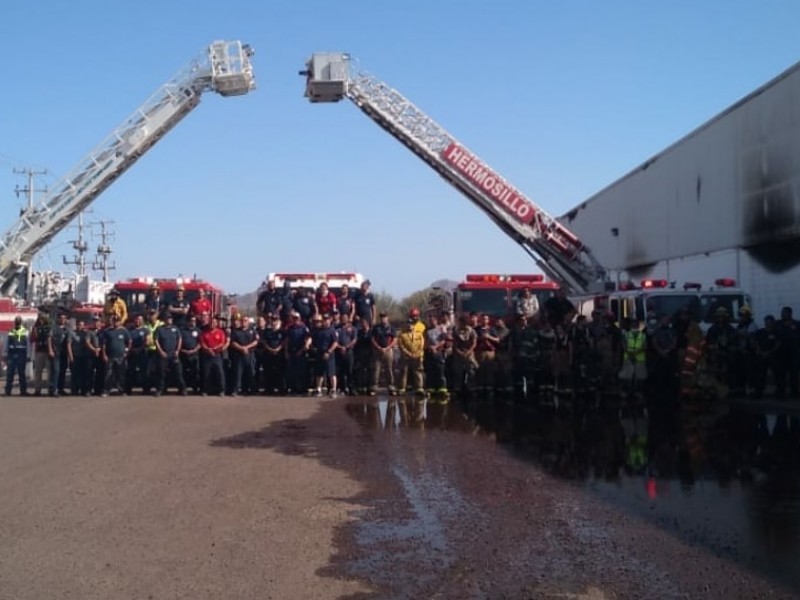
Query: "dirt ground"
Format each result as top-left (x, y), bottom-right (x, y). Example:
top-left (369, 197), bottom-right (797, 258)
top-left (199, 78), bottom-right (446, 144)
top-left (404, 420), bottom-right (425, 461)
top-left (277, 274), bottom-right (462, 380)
top-left (0, 395), bottom-right (372, 600)
top-left (0, 394), bottom-right (796, 600)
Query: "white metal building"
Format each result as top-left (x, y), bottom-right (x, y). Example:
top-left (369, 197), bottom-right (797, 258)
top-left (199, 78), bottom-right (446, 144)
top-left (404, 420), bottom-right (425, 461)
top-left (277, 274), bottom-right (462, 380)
top-left (560, 59), bottom-right (800, 319)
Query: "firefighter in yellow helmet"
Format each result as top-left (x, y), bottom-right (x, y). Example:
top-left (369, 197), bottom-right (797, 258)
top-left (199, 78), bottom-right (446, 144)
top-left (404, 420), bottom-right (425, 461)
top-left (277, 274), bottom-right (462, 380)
top-left (103, 288), bottom-right (128, 325)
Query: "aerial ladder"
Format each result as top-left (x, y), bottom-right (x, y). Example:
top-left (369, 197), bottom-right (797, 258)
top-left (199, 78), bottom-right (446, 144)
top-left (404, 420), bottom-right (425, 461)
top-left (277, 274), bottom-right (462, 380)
top-left (300, 53), bottom-right (607, 295)
top-left (0, 40), bottom-right (256, 299)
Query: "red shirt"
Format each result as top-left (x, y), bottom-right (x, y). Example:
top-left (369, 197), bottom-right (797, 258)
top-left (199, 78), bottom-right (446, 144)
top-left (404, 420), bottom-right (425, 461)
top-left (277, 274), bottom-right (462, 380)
top-left (200, 326), bottom-right (226, 352)
top-left (316, 292), bottom-right (337, 316)
top-left (191, 298), bottom-right (212, 317)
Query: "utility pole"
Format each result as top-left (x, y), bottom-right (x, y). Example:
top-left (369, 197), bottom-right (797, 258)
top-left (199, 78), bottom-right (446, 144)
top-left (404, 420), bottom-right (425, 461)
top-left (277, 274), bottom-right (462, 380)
top-left (13, 167), bottom-right (48, 303)
top-left (13, 167), bottom-right (48, 213)
top-left (91, 220), bottom-right (116, 283)
top-left (62, 212), bottom-right (90, 276)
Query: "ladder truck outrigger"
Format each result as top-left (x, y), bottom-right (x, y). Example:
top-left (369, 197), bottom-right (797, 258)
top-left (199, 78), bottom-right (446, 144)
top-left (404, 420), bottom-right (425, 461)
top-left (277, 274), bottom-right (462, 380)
top-left (300, 52), bottom-right (608, 297)
top-left (0, 40), bottom-right (255, 309)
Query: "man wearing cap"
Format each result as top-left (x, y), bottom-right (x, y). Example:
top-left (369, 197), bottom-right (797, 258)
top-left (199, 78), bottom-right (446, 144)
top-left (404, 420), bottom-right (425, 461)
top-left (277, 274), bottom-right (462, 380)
top-left (311, 313), bottom-right (339, 397)
top-left (155, 313), bottom-right (186, 396)
top-left (354, 280), bottom-right (376, 326)
top-left (103, 288), bottom-right (128, 325)
top-left (145, 283), bottom-right (163, 316)
top-left (4, 315), bottom-right (28, 396)
top-left (229, 314), bottom-right (258, 396)
top-left (370, 311), bottom-right (397, 396)
top-left (168, 286), bottom-right (191, 329)
top-left (260, 314), bottom-right (286, 395)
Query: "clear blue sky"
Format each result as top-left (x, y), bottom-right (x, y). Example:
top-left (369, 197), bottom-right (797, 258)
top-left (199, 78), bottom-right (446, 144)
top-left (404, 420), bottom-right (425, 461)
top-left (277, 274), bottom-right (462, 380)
top-left (1, 0), bottom-right (799, 298)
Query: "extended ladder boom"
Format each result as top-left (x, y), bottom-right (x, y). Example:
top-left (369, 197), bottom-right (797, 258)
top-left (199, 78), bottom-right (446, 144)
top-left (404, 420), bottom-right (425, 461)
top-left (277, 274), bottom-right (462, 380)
top-left (0, 40), bottom-right (255, 298)
top-left (301, 52), bottom-right (606, 294)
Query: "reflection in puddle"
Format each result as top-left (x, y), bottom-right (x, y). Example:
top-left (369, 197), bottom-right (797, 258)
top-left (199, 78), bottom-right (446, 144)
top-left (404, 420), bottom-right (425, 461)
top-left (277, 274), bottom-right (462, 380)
top-left (345, 396), bottom-right (800, 591)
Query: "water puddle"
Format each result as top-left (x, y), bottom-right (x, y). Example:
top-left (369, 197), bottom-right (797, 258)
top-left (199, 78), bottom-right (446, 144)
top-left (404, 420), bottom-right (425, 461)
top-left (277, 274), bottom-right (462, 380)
top-left (345, 395), bottom-right (800, 591)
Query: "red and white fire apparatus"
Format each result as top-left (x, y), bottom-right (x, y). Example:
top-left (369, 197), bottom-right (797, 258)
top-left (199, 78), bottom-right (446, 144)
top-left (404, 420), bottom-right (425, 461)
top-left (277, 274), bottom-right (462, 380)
top-left (301, 53), bottom-right (753, 322)
top-left (0, 41), bottom-right (254, 330)
top-left (453, 274), bottom-right (559, 321)
top-left (114, 277), bottom-right (229, 322)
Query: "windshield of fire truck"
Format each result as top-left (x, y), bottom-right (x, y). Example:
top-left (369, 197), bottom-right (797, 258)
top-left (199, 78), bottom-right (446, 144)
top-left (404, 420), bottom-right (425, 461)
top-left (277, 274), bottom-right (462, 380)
top-left (118, 289), bottom-right (204, 317)
top-left (455, 289), bottom-right (509, 318)
top-left (642, 293), bottom-right (702, 322)
top-left (700, 292), bottom-right (747, 324)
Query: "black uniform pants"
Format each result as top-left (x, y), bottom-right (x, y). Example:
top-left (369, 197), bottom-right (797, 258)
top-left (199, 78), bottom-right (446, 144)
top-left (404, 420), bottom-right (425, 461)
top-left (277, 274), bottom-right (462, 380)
top-left (5, 351), bottom-right (27, 394)
top-left (105, 357), bottom-right (127, 393)
top-left (232, 352), bottom-right (255, 394)
top-left (73, 355), bottom-right (92, 395)
top-left (180, 353), bottom-right (200, 392)
top-left (158, 355), bottom-right (185, 393)
top-left (263, 351), bottom-right (285, 394)
top-left (201, 354), bottom-right (226, 394)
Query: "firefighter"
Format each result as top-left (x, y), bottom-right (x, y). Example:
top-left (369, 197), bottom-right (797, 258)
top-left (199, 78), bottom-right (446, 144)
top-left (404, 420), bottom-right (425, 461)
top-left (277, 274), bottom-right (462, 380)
top-left (143, 309), bottom-right (162, 394)
top-left (284, 312), bottom-right (311, 395)
top-left (775, 306), bottom-right (800, 398)
top-left (353, 316), bottom-right (373, 395)
top-left (4, 316), bottom-right (28, 396)
top-left (144, 283), bottom-right (162, 315)
top-left (311, 314), bottom-right (339, 397)
top-left (451, 315), bottom-right (477, 397)
top-left (31, 312), bottom-right (53, 397)
top-left (180, 315), bottom-right (202, 394)
top-left (229, 314), bottom-right (257, 396)
top-left (190, 289), bottom-right (212, 320)
top-left (424, 313), bottom-right (448, 397)
top-left (370, 312), bottom-right (397, 396)
top-left (337, 285), bottom-right (355, 321)
top-left (155, 313), bottom-right (186, 396)
top-left (354, 280), bottom-right (377, 326)
top-left (649, 313), bottom-right (678, 396)
top-left (261, 314), bottom-right (286, 395)
top-left (753, 315), bottom-right (781, 397)
top-left (398, 317), bottom-right (425, 396)
top-left (103, 289), bottom-right (128, 325)
top-left (200, 314), bottom-right (227, 396)
top-left (335, 313), bottom-right (357, 395)
top-left (256, 279), bottom-right (282, 318)
top-left (510, 314), bottom-right (539, 399)
top-left (71, 319), bottom-right (93, 396)
top-left (732, 305), bottom-right (757, 396)
top-left (126, 315), bottom-right (149, 394)
top-left (101, 315), bottom-right (131, 396)
top-left (474, 313), bottom-right (500, 394)
top-left (53, 312), bottom-right (74, 397)
top-left (315, 283), bottom-right (337, 320)
top-left (705, 307), bottom-right (736, 394)
top-left (168, 286), bottom-right (191, 329)
top-left (619, 317), bottom-right (647, 399)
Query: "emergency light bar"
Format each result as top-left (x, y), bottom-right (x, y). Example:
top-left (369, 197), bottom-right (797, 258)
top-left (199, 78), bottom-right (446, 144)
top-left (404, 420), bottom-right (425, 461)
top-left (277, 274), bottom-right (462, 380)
top-left (641, 279), bottom-right (669, 289)
top-left (714, 278), bottom-right (737, 287)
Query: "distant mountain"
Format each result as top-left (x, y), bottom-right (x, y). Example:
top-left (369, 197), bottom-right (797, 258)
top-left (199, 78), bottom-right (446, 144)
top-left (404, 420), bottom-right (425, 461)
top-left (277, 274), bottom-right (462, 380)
top-left (230, 290), bottom-right (257, 314)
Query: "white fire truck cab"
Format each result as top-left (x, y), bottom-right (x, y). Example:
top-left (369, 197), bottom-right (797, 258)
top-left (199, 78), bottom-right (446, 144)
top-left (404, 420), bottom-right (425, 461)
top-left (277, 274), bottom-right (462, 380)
top-left (266, 272), bottom-right (366, 292)
top-left (575, 278), bottom-right (752, 331)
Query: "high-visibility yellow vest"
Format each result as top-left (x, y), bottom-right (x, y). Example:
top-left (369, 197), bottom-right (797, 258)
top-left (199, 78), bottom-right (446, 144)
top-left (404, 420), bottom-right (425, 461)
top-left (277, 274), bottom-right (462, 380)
top-left (624, 330), bottom-right (646, 363)
top-left (144, 320), bottom-right (162, 351)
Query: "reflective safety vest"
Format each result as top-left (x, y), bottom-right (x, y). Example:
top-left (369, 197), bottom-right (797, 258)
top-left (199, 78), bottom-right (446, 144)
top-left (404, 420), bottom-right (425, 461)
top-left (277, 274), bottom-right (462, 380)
top-left (144, 320), bottom-right (162, 351)
top-left (7, 326), bottom-right (28, 352)
top-left (623, 330), bottom-right (646, 363)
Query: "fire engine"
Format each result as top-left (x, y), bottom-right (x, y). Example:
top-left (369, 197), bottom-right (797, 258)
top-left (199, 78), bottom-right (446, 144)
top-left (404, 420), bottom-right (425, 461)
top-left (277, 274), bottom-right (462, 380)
top-left (453, 274), bottom-right (559, 321)
top-left (0, 41), bottom-right (254, 331)
top-left (300, 53), bottom-right (755, 322)
top-left (575, 278), bottom-right (752, 330)
top-left (266, 272), bottom-right (366, 291)
top-left (113, 277), bottom-right (229, 322)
